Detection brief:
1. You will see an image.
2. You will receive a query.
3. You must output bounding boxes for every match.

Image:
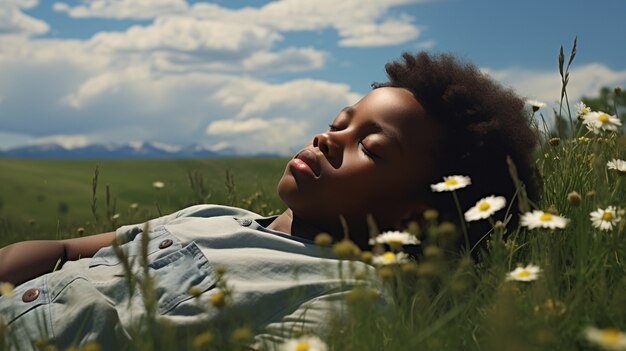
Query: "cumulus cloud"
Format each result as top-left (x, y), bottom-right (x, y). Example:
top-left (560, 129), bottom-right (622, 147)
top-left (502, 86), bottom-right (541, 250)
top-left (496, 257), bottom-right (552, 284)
top-left (190, 0), bottom-right (426, 48)
top-left (53, 0), bottom-right (188, 19)
top-left (0, 0), bottom-right (49, 36)
top-left (484, 63), bottom-right (626, 105)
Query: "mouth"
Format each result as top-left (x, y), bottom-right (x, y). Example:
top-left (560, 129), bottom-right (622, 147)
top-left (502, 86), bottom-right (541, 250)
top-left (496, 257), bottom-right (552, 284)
top-left (293, 148), bottom-right (321, 177)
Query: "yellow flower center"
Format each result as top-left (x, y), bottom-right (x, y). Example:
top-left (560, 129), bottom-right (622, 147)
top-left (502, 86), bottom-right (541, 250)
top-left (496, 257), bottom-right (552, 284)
top-left (444, 178), bottom-right (458, 186)
top-left (387, 239), bottom-right (403, 246)
top-left (383, 252), bottom-right (396, 261)
top-left (296, 341), bottom-right (310, 351)
top-left (602, 211), bottom-right (613, 221)
top-left (598, 113), bottom-right (609, 122)
top-left (600, 328), bottom-right (621, 344)
top-left (515, 270), bottom-right (531, 278)
top-left (539, 213), bottom-right (553, 221)
top-left (478, 202), bottom-right (491, 211)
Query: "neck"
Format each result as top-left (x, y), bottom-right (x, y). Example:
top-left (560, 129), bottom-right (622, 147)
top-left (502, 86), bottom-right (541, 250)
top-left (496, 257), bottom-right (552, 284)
top-left (266, 209), bottom-right (339, 242)
top-left (266, 209), bottom-right (370, 248)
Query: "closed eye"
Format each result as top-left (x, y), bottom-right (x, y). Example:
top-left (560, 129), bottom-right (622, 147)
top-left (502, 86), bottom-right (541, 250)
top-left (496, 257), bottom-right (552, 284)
top-left (360, 142), bottom-right (377, 159)
top-left (328, 124), bottom-right (341, 132)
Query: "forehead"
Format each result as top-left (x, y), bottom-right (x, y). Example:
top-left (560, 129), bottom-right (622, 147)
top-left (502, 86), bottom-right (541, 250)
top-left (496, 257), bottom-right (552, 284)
top-left (351, 87), bottom-right (435, 147)
top-left (353, 87), bottom-right (439, 180)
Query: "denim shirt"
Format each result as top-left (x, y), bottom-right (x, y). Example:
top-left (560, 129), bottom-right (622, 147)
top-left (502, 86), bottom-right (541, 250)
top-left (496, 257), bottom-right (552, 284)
top-left (0, 205), bottom-right (381, 350)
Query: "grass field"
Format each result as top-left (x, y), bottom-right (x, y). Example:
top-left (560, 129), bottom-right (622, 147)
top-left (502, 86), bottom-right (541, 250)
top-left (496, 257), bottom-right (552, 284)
top-left (0, 157), bottom-right (287, 245)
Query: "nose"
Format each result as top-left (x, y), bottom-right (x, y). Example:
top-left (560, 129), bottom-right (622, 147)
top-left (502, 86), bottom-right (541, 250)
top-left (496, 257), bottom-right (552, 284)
top-left (313, 132), bottom-right (336, 157)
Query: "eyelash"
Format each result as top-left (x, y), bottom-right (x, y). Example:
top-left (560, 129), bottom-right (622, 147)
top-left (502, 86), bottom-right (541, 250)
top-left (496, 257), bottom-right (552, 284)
top-left (327, 124), bottom-right (377, 159)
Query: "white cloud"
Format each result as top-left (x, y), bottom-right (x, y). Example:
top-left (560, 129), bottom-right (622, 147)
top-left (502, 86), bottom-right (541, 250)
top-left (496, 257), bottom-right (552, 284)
top-left (191, 0), bottom-right (426, 48)
top-left (0, 0), bottom-right (49, 36)
top-left (242, 47), bottom-right (326, 74)
top-left (337, 17), bottom-right (421, 47)
top-left (89, 16), bottom-right (280, 54)
top-left (207, 118), bottom-right (270, 134)
top-left (484, 63), bottom-right (626, 105)
top-left (53, 0), bottom-right (188, 19)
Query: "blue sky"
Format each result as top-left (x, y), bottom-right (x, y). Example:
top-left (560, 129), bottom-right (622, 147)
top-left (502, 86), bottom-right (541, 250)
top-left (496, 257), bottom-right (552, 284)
top-left (1, 0), bottom-right (625, 154)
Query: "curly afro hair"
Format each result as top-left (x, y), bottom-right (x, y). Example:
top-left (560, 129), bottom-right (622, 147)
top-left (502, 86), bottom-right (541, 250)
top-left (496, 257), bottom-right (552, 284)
top-left (375, 52), bottom-right (540, 251)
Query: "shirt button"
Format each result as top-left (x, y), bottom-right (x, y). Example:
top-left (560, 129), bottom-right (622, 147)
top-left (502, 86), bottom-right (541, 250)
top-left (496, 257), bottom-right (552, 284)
top-left (22, 288), bottom-right (40, 303)
top-left (159, 239), bottom-right (173, 249)
top-left (240, 219), bottom-right (252, 226)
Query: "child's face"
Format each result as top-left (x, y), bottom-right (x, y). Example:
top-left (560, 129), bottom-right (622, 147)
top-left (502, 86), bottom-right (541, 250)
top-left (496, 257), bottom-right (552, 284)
top-left (277, 87), bottom-right (440, 234)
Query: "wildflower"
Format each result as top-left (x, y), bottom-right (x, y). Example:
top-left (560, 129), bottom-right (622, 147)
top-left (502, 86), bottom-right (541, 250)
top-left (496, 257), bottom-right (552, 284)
top-left (548, 137), bottom-right (560, 146)
top-left (423, 209), bottom-right (439, 221)
top-left (210, 290), bottom-right (226, 308)
top-left (111, 213), bottom-right (120, 220)
top-left (314, 232), bottom-right (333, 246)
top-left (582, 111), bottom-right (622, 134)
top-left (371, 252), bottom-right (409, 266)
top-left (81, 341), bottom-right (102, 351)
top-left (533, 298), bottom-right (567, 318)
top-left (578, 136), bottom-right (591, 142)
top-left (607, 159), bottom-right (626, 173)
top-left (360, 251), bottom-right (373, 264)
top-left (369, 230), bottom-right (420, 248)
top-left (506, 264), bottom-right (541, 282)
top-left (279, 335), bottom-right (328, 351)
top-left (0, 282), bottom-right (15, 297)
top-left (152, 181), bottom-right (165, 189)
top-left (590, 206), bottom-right (624, 231)
top-left (188, 286), bottom-right (202, 298)
top-left (526, 99), bottom-right (546, 112)
top-left (423, 245), bottom-right (442, 258)
top-left (584, 326), bottom-right (626, 350)
top-left (520, 210), bottom-right (569, 230)
top-left (567, 191), bottom-right (581, 207)
top-left (576, 101), bottom-right (592, 117)
top-left (192, 331), bottom-right (214, 348)
top-left (346, 286), bottom-right (379, 303)
top-left (230, 327), bottom-right (252, 344)
top-left (129, 203), bottom-right (139, 209)
top-left (76, 227), bottom-right (85, 235)
top-left (430, 175), bottom-right (471, 192)
top-left (464, 195), bottom-right (506, 222)
top-left (332, 239), bottom-right (361, 260)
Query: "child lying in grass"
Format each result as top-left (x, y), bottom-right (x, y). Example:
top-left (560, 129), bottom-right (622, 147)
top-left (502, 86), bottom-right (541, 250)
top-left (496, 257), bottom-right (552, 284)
top-left (0, 52), bottom-right (539, 350)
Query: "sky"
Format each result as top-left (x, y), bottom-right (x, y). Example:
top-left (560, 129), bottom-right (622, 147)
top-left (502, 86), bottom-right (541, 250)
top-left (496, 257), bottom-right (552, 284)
top-left (0, 0), bottom-right (625, 154)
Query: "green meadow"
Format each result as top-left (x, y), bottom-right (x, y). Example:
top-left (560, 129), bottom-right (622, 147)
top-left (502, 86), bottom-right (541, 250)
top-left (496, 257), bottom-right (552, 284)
top-left (0, 158), bottom-right (287, 245)
top-left (1, 43), bottom-right (626, 350)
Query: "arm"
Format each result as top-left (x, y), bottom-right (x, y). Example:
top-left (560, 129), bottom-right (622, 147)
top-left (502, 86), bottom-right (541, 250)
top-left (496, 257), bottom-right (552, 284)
top-left (0, 231), bottom-right (116, 287)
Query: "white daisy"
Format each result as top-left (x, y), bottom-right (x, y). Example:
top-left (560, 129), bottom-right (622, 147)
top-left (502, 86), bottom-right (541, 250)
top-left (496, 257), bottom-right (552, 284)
top-left (576, 101), bottom-right (592, 117)
top-left (369, 230), bottom-right (420, 247)
top-left (430, 175), bottom-right (472, 192)
top-left (607, 159), bottom-right (626, 173)
top-left (371, 252), bottom-right (410, 266)
top-left (152, 181), bottom-right (165, 189)
top-left (590, 206), bottom-right (624, 231)
top-left (464, 195), bottom-right (507, 222)
top-left (520, 210), bottom-right (569, 230)
top-left (526, 99), bottom-right (546, 112)
top-left (506, 264), bottom-right (541, 282)
top-left (584, 326), bottom-right (626, 351)
top-left (582, 111), bottom-right (622, 134)
top-left (279, 335), bottom-right (328, 351)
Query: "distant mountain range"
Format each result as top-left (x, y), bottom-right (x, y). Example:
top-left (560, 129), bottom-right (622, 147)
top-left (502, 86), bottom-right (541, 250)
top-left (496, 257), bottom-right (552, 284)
top-left (0, 141), bottom-right (276, 158)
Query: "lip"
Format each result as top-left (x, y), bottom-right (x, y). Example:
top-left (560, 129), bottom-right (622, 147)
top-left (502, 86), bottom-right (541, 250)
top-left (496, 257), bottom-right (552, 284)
top-left (292, 148), bottom-right (321, 177)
